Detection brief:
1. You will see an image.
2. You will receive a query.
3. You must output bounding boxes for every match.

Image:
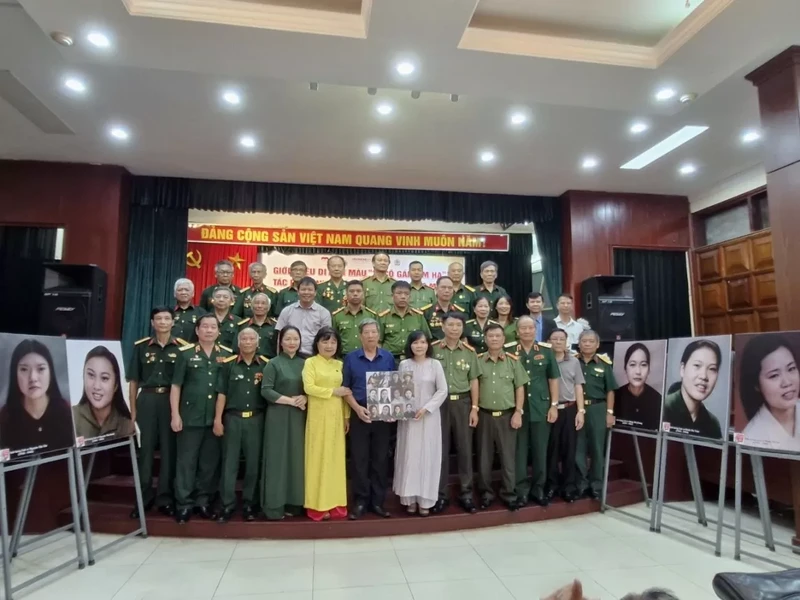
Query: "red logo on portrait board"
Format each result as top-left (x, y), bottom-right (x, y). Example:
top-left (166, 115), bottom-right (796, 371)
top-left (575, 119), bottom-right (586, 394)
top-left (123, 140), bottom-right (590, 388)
top-left (662, 422), bottom-right (671, 432)
top-left (0, 448), bottom-right (9, 463)
top-left (734, 432), bottom-right (745, 444)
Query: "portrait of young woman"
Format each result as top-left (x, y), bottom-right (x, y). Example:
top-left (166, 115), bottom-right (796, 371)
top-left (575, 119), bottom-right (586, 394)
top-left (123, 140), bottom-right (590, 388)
top-left (612, 340), bottom-right (667, 432)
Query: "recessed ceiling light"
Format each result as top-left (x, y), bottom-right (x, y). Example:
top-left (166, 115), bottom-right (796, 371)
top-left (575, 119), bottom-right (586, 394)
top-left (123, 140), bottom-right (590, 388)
top-left (108, 125), bottom-right (129, 141)
top-left (221, 89), bottom-right (241, 106)
top-left (741, 129), bottom-right (761, 144)
top-left (630, 121), bottom-right (648, 134)
top-left (509, 111), bottom-right (528, 126)
top-left (367, 143), bottom-right (383, 156)
top-left (395, 61), bottom-right (415, 76)
top-left (582, 156), bottom-right (599, 170)
top-left (479, 150), bottom-right (496, 164)
top-left (63, 77), bottom-right (87, 93)
top-left (239, 134), bottom-right (257, 149)
top-left (679, 163), bottom-right (697, 175)
top-left (375, 102), bottom-right (393, 116)
top-left (655, 88), bottom-right (676, 101)
top-left (86, 31), bottom-right (111, 49)
top-left (620, 125), bottom-right (709, 169)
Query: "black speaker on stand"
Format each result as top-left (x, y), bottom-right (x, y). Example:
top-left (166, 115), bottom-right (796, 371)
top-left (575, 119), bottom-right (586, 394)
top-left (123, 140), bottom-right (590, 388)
top-left (580, 275), bottom-right (635, 358)
top-left (39, 263), bottom-right (107, 338)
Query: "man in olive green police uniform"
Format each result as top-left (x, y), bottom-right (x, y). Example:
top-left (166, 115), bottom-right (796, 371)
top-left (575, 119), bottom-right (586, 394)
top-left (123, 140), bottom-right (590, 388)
top-left (448, 262), bottom-right (475, 317)
top-left (171, 314), bottom-right (232, 524)
top-left (214, 327), bottom-right (269, 522)
top-left (127, 306), bottom-right (182, 518)
top-left (422, 276), bottom-right (466, 341)
top-left (512, 315), bottom-right (560, 507)
top-left (408, 261), bottom-right (436, 310)
top-left (575, 329), bottom-right (616, 500)
top-left (475, 323), bottom-right (529, 511)
top-left (199, 260), bottom-right (241, 311)
top-left (233, 262), bottom-right (277, 318)
top-left (378, 280), bottom-right (431, 364)
top-left (333, 280), bottom-right (377, 355)
top-left (210, 287), bottom-right (239, 349)
top-left (431, 312), bottom-right (479, 514)
top-left (363, 252), bottom-right (396, 312)
top-left (475, 260), bottom-right (508, 308)
top-left (273, 260), bottom-right (308, 317)
top-left (316, 255), bottom-right (348, 313)
top-left (233, 293), bottom-right (276, 358)
top-left (172, 278), bottom-right (205, 344)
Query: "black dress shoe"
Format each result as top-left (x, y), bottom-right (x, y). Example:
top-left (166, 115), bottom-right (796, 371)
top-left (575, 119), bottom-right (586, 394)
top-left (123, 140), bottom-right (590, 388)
top-left (543, 488), bottom-right (555, 502)
top-left (562, 491), bottom-right (577, 504)
top-left (175, 508), bottom-right (191, 524)
top-left (371, 505), bottom-right (391, 518)
top-left (242, 506), bottom-right (257, 521)
top-left (196, 505), bottom-right (216, 520)
top-left (479, 497), bottom-right (493, 510)
top-left (130, 500), bottom-right (154, 519)
top-left (431, 499), bottom-right (449, 514)
top-left (588, 489), bottom-right (601, 501)
top-left (459, 499), bottom-right (477, 514)
top-left (506, 500), bottom-right (520, 512)
top-left (348, 503), bottom-right (367, 520)
top-left (530, 493), bottom-right (548, 507)
top-left (217, 508), bottom-right (235, 523)
top-left (516, 496), bottom-right (529, 508)
top-left (157, 504), bottom-right (175, 517)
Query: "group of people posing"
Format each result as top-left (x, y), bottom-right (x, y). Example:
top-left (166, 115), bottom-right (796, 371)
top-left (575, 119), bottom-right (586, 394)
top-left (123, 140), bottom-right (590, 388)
top-left (128, 253), bottom-right (617, 523)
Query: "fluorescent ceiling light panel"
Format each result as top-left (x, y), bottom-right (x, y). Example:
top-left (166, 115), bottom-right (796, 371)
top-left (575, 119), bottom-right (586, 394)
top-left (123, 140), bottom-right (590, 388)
top-left (620, 125), bottom-right (708, 170)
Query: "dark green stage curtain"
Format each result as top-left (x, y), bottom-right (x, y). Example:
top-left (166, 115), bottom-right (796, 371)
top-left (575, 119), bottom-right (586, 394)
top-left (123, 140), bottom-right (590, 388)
top-left (121, 205), bottom-right (188, 359)
top-left (465, 234), bottom-right (533, 317)
top-left (613, 248), bottom-right (691, 340)
top-left (534, 209), bottom-right (562, 310)
top-left (132, 176), bottom-right (556, 225)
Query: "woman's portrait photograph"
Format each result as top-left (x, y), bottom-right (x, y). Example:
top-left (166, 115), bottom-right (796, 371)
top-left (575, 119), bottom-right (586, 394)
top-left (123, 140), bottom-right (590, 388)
top-left (612, 340), bottom-right (667, 432)
top-left (734, 332), bottom-right (800, 453)
top-left (662, 335), bottom-right (732, 440)
top-left (66, 340), bottom-right (134, 445)
top-left (0, 333), bottom-right (75, 458)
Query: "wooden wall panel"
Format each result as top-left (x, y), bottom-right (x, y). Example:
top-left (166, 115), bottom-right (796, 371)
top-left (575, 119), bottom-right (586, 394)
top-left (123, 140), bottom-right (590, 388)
top-left (759, 309), bottom-right (780, 331)
top-left (723, 240), bottom-right (752, 275)
top-left (701, 315), bottom-right (729, 335)
top-left (752, 235), bottom-right (774, 271)
top-left (726, 277), bottom-right (752, 309)
top-left (754, 272), bottom-right (777, 306)
top-left (696, 248), bottom-right (723, 279)
top-left (730, 312), bottom-right (757, 333)
top-left (699, 281), bottom-right (725, 313)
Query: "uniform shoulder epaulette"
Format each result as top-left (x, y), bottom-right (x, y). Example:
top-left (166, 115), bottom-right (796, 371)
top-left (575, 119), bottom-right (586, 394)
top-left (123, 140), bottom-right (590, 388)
top-left (488, 319), bottom-right (500, 325)
top-left (219, 344), bottom-right (233, 353)
top-left (462, 341), bottom-right (476, 352)
top-left (538, 341), bottom-right (552, 348)
top-left (238, 318), bottom-right (250, 326)
top-left (506, 352), bottom-right (520, 361)
top-left (267, 317), bottom-right (277, 325)
top-left (180, 343), bottom-right (195, 351)
top-left (453, 303), bottom-right (465, 312)
top-left (410, 307), bottom-right (423, 315)
top-left (332, 307), bottom-right (345, 316)
top-left (378, 309), bottom-right (391, 317)
top-left (222, 355), bottom-right (237, 363)
top-left (478, 352), bottom-right (486, 359)
top-left (135, 337), bottom-right (150, 346)
top-left (431, 339), bottom-right (443, 346)
top-left (598, 353), bottom-right (612, 365)
top-left (259, 355), bottom-right (270, 363)
top-left (388, 276), bottom-right (396, 281)
top-left (266, 286), bottom-right (277, 293)
top-left (504, 341), bottom-right (517, 349)
top-left (364, 307), bottom-right (377, 315)
top-left (419, 303), bottom-right (433, 311)
top-left (466, 318), bottom-right (476, 324)
top-left (361, 276), bottom-right (371, 282)
top-left (175, 337), bottom-right (189, 347)
top-left (240, 286), bottom-right (251, 293)
top-left (464, 284), bottom-right (475, 292)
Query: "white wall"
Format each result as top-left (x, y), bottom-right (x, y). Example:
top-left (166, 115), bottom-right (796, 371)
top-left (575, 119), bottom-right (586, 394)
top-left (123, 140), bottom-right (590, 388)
top-left (689, 164), bottom-right (766, 213)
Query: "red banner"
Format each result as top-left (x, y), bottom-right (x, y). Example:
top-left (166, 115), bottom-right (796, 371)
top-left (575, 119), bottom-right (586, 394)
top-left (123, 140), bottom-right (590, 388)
top-left (188, 224), bottom-right (509, 251)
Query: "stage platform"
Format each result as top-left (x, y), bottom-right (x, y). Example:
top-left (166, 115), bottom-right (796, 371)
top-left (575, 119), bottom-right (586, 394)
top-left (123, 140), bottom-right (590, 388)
top-left (59, 454), bottom-right (644, 539)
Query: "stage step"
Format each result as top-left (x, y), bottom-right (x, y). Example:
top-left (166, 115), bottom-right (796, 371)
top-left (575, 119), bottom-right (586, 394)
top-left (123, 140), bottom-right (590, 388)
top-left (61, 479), bottom-right (644, 539)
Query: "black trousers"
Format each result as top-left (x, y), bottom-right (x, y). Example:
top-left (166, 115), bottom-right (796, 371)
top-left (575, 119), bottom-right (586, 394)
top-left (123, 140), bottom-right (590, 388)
top-left (349, 415), bottom-right (391, 507)
top-left (546, 403), bottom-right (578, 495)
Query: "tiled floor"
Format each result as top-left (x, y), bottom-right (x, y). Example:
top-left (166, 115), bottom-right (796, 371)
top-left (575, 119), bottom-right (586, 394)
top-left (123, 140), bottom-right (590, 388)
top-left (3, 502), bottom-right (800, 600)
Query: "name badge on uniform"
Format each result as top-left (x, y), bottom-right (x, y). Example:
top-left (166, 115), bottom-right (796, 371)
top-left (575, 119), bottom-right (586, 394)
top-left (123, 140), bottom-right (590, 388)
top-left (168, 353), bottom-right (177, 358)
top-left (386, 324), bottom-right (395, 329)
top-left (534, 354), bottom-right (544, 360)
top-left (594, 367), bottom-right (604, 373)
top-left (237, 374), bottom-right (245, 379)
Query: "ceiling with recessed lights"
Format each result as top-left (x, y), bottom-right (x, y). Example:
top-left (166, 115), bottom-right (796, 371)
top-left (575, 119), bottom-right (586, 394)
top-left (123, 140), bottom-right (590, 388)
top-left (0, 0), bottom-right (795, 198)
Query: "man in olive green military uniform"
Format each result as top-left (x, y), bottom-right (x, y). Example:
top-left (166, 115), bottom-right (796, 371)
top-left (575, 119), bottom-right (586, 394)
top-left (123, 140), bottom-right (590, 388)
top-left (170, 314), bottom-right (232, 524)
top-left (214, 327), bottom-right (268, 522)
top-left (273, 260), bottom-right (308, 317)
top-left (233, 262), bottom-right (277, 318)
top-left (408, 260), bottom-right (436, 310)
top-left (172, 278), bottom-right (205, 344)
top-left (422, 276), bottom-right (466, 341)
top-left (333, 280), bottom-right (378, 354)
top-left (448, 262), bottom-right (476, 317)
top-left (575, 330), bottom-right (617, 500)
top-left (378, 280), bottom-right (431, 363)
top-left (475, 323), bottom-right (529, 511)
top-left (316, 255), bottom-right (348, 313)
top-left (210, 287), bottom-right (238, 349)
top-left (233, 293), bottom-right (276, 358)
top-left (512, 315), bottom-right (560, 507)
top-left (474, 260), bottom-right (508, 308)
top-left (431, 312), bottom-right (479, 514)
top-left (127, 306), bottom-right (182, 518)
top-left (199, 259), bottom-right (241, 311)
top-left (363, 252), bottom-right (396, 312)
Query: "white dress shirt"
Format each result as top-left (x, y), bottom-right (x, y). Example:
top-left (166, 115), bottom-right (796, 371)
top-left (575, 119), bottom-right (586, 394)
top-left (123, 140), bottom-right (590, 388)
top-left (742, 402), bottom-right (800, 453)
top-left (554, 315), bottom-right (586, 347)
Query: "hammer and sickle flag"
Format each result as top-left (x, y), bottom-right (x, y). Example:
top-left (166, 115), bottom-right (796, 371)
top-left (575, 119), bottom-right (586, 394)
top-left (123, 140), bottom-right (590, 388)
top-left (186, 249), bottom-right (202, 269)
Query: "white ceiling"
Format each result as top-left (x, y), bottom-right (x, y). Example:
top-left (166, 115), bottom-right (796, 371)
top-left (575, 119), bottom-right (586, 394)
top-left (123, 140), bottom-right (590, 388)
top-left (0, 0), bottom-right (795, 199)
